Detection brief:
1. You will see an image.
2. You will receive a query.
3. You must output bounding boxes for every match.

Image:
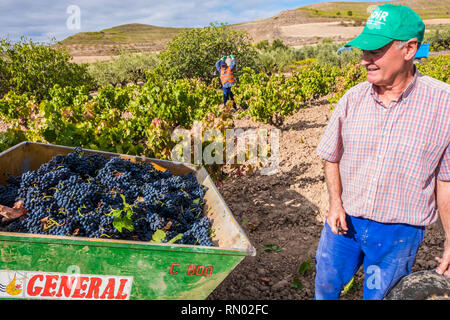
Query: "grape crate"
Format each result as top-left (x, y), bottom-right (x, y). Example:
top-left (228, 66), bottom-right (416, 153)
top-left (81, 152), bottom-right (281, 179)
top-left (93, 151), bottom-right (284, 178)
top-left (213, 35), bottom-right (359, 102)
top-left (0, 147), bottom-right (213, 246)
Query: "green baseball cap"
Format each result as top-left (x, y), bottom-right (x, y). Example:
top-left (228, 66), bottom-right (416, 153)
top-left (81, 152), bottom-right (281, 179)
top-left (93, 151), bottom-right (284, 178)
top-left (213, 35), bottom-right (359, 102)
top-left (345, 4), bottom-right (425, 50)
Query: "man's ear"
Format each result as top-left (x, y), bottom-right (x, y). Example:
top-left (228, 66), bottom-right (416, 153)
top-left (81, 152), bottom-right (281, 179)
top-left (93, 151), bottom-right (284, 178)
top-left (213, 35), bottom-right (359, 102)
top-left (404, 38), bottom-right (419, 61)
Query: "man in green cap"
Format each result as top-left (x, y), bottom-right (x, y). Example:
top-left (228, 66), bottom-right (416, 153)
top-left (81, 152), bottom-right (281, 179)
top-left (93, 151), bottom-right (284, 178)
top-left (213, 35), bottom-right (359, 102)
top-left (315, 4), bottom-right (450, 300)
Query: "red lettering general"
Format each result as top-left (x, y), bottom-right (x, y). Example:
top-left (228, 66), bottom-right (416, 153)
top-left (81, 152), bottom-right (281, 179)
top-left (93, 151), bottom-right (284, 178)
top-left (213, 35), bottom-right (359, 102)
top-left (27, 274), bottom-right (44, 296)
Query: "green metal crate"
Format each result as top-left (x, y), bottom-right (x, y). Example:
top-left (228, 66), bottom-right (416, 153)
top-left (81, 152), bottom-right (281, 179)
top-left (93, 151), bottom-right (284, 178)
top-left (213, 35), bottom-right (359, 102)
top-left (0, 142), bottom-right (255, 300)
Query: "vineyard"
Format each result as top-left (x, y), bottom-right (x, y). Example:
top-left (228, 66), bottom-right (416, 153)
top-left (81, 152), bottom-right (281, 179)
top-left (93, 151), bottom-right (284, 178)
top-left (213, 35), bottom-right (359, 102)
top-left (0, 24), bottom-right (450, 299)
top-left (1, 28), bottom-right (448, 180)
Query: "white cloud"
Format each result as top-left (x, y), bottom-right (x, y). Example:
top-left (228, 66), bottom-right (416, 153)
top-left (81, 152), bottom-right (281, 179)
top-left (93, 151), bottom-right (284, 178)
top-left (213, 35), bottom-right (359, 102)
top-left (0, 0), bottom-right (341, 42)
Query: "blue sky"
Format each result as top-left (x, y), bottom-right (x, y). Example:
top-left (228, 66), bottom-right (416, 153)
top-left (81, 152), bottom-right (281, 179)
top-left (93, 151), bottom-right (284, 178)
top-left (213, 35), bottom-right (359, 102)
top-left (1, 0), bottom-right (382, 43)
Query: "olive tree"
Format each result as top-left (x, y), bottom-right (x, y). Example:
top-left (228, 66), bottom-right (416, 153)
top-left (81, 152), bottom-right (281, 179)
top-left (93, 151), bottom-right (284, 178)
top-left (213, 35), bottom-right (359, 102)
top-left (157, 23), bottom-right (258, 83)
top-left (0, 38), bottom-right (94, 100)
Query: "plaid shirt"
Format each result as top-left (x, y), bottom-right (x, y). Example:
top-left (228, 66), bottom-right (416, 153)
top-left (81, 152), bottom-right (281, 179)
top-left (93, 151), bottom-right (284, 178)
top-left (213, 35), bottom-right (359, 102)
top-left (317, 68), bottom-right (450, 226)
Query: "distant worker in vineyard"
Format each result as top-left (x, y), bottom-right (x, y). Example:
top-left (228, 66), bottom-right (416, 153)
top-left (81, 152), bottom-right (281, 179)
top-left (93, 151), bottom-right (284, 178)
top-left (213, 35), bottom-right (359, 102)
top-left (216, 55), bottom-right (237, 109)
top-left (314, 4), bottom-right (450, 300)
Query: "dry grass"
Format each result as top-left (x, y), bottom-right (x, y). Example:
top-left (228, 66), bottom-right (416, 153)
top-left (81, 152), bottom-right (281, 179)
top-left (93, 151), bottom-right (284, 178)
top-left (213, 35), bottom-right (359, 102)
top-left (301, 0), bottom-right (450, 20)
top-left (61, 23), bottom-right (186, 46)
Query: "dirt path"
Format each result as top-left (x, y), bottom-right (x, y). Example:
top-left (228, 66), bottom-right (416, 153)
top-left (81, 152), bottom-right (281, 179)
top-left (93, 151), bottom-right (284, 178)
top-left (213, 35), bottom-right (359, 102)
top-left (207, 98), bottom-right (446, 300)
top-left (70, 55), bottom-right (119, 64)
top-left (279, 19), bottom-right (450, 40)
top-left (281, 21), bottom-right (363, 40)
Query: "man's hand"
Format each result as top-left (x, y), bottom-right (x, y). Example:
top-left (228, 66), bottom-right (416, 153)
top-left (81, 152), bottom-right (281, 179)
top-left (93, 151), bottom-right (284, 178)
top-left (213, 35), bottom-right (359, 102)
top-left (323, 160), bottom-right (347, 235)
top-left (326, 203), bottom-right (348, 235)
top-left (435, 239), bottom-right (450, 276)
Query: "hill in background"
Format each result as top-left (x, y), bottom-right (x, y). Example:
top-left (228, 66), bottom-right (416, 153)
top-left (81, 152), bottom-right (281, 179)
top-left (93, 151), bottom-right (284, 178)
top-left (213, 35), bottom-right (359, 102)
top-left (59, 23), bottom-right (187, 57)
top-left (300, 0), bottom-right (450, 20)
top-left (59, 0), bottom-right (450, 59)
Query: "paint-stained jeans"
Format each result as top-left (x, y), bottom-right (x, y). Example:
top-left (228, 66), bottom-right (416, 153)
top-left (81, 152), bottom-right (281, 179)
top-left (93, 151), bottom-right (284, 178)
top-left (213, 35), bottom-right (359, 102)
top-left (314, 215), bottom-right (425, 300)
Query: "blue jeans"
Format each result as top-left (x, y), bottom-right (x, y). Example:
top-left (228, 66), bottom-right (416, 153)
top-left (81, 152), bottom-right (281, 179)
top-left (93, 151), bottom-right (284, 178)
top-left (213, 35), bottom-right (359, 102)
top-left (314, 215), bottom-right (425, 300)
top-left (222, 86), bottom-right (235, 106)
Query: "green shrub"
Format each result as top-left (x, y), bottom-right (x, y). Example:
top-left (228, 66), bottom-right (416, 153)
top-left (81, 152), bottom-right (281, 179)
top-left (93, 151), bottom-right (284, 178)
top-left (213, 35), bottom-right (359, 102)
top-left (0, 38), bottom-right (94, 100)
top-left (255, 48), bottom-right (302, 73)
top-left (290, 61), bottom-right (340, 102)
top-left (0, 56), bottom-right (8, 94)
top-left (254, 41), bottom-right (362, 74)
top-left (271, 39), bottom-right (289, 51)
top-left (417, 54), bottom-right (449, 83)
top-left (88, 51), bottom-right (159, 87)
top-left (0, 91), bottom-right (35, 126)
top-left (234, 67), bottom-right (313, 126)
top-left (327, 62), bottom-right (367, 110)
top-left (130, 72), bottom-right (221, 128)
top-left (424, 26), bottom-right (450, 51)
top-left (255, 40), bottom-right (270, 50)
top-left (294, 41), bottom-right (361, 67)
top-left (0, 127), bottom-right (27, 153)
top-left (157, 23), bottom-right (258, 82)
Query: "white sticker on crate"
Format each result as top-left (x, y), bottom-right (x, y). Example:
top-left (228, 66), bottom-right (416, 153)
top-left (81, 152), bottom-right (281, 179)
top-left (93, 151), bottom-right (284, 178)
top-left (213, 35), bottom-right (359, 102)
top-left (0, 269), bottom-right (133, 300)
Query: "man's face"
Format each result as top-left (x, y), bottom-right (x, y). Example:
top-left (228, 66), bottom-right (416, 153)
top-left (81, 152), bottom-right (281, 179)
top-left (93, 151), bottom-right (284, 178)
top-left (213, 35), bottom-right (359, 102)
top-left (361, 41), bottom-right (406, 86)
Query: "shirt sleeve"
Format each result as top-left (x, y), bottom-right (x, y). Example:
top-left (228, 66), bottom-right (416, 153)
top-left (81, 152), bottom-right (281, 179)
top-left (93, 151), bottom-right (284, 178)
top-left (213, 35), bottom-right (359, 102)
top-left (316, 97), bottom-right (347, 163)
top-left (215, 60), bottom-right (221, 72)
top-left (230, 59), bottom-right (236, 71)
top-left (437, 143), bottom-right (450, 181)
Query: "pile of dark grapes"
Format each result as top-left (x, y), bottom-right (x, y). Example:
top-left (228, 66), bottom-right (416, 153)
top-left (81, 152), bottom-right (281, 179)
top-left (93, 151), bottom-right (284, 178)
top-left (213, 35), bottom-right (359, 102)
top-left (0, 148), bottom-right (213, 246)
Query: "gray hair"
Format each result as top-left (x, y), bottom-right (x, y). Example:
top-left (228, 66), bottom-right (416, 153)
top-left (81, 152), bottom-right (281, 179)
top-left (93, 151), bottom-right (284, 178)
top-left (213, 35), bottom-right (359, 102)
top-left (395, 40), bottom-right (421, 50)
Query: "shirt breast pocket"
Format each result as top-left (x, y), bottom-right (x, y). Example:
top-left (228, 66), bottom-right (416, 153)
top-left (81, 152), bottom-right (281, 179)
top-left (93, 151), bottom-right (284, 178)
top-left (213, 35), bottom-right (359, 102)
top-left (394, 137), bottom-right (443, 187)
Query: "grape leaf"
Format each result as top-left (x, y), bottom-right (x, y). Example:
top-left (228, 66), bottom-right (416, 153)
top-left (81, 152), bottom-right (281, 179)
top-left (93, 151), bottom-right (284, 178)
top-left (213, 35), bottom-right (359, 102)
top-left (263, 244), bottom-right (282, 252)
top-left (298, 260), bottom-right (313, 276)
top-left (111, 208), bottom-right (134, 233)
top-left (0, 201), bottom-right (27, 222)
top-left (150, 229), bottom-right (167, 243)
top-left (110, 194), bottom-right (134, 233)
top-left (290, 277), bottom-right (304, 291)
top-left (150, 230), bottom-right (183, 244)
